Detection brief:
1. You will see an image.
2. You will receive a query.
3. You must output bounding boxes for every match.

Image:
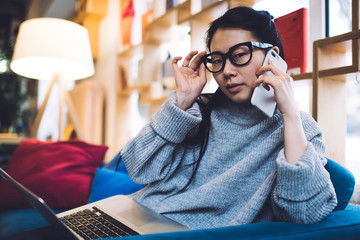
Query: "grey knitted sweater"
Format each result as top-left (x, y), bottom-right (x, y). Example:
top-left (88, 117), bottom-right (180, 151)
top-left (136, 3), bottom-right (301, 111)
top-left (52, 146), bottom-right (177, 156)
top-left (121, 91), bottom-right (337, 230)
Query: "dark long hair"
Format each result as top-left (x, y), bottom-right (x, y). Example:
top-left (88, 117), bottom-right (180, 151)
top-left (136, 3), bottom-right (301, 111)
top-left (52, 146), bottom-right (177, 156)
top-left (178, 6), bottom-right (285, 193)
top-left (206, 6), bottom-right (284, 58)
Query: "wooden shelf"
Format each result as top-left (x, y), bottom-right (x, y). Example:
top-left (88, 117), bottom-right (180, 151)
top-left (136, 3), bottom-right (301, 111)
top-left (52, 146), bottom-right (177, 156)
top-left (0, 134), bottom-right (23, 144)
top-left (178, 1), bottom-right (228, 24)
top-left (291, 30), bottom-right (359, 83)
top-left (314, 29), bottom-right (360, 82)
top-left (228, 0), bottom-right (256, 7)
top-left (118, 84), bottom-right (150, 97)
top-left (177, 1), bottom-right (191, 23)
top-left (292, 72), bottom-right (313, 81)
top-left (143, 7), bottom-right (178, 44)
top-left (118, 44), bottom-right (143, 59)
top-left (140, 95), bottom-right (169, 105)
top-left (118, 0), bottom-right (260, 57)
top-left (150, 6), bottom-right (178, 27)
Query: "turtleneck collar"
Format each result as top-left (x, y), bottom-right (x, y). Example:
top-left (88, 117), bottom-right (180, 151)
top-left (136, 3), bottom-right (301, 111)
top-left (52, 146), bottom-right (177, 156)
top-left (213, 93), bottom-right (276, 126)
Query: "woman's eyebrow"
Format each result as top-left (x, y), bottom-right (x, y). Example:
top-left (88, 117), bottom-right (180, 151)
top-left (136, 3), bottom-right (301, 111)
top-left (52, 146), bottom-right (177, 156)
top-left (208, 50), bottom-right (224, 55)
top-left (210, 43), bottom-right (243, 55)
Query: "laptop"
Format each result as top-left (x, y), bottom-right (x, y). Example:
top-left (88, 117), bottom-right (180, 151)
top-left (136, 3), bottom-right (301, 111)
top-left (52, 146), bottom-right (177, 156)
top-left (0, 168), bottom-right (190, 239)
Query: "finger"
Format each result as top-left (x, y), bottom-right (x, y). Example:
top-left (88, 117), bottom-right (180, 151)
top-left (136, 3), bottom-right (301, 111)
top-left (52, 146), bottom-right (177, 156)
top-left (257, 75), bottom-right (272, 91)
top-left (267, 59), bottom-right (283, 75)
top-left (260, 75), bottom-right (294, 97)
top-left (182, 50), bottom-right (198, 67)
top-left (252, 77), bottom-right (262, 88)
top-left (189, 51), bottom-right (207, 70)
top-left (254, 75), bottom-right (277, 90)
top-left (262, 82), bottom-right (271, 91)
top-left (172, 56), bottom-right (182, 64)
top-left (256, 59), bottom-right (285, 77)
top-left (172, 56), bottom-right (182, 68)
top-left (253, 76), bottom-right (272, 92)
top-left (198, 62), bottom-right (207, 85)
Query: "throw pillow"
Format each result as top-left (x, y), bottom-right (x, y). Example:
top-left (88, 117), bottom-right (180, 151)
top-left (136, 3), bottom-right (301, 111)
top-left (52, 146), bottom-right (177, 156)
top-left (88, 168), bottom-right (145, 203)
top-left (0, 139), bottom-right (107, 211)
top-left (325, 158), bottom-right (356, 211)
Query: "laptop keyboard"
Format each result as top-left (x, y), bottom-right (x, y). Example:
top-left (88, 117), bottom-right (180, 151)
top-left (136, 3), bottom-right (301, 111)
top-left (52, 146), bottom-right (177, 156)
top-left (59, 206), bottom-right (139, 239)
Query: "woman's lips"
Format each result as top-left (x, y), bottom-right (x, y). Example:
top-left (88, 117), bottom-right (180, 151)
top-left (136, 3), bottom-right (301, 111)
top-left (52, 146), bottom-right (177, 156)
top-left (227, 83), bottom-right (244, 93)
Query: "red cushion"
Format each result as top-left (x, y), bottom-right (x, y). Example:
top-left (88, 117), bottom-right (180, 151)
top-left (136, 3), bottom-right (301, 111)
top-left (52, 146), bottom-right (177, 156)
top-left (0, 139), bottom-right (107, 211)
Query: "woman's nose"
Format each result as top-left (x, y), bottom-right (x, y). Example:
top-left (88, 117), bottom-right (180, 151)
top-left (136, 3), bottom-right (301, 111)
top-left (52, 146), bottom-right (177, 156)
top-left (222, 58), bottom-right (237, 77)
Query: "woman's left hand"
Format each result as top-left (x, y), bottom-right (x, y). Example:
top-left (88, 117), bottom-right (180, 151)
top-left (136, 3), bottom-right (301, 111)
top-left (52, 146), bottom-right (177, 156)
top-left (254, 59), bottom-right (308, 164)
top-left (253, 59), bottom-right (298, 117)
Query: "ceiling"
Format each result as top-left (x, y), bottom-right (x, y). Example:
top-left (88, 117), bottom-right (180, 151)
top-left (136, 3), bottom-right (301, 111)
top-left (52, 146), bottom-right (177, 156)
top-left (0, 0), bottom-right (76, 55)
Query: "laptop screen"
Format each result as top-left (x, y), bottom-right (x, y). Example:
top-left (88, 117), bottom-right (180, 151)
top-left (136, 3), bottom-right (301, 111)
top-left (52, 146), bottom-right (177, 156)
top-left (0, 168), bottom-right (77, 240)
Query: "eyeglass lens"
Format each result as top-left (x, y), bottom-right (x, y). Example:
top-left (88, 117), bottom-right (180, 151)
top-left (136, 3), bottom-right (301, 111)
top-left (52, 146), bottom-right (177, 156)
top-left (205, 44), bottom-right (252, 73)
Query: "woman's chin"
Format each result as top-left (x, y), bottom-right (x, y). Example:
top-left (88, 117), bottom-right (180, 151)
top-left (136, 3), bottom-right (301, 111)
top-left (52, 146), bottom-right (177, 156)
top-left (225, 93), bottom-right (252, 105)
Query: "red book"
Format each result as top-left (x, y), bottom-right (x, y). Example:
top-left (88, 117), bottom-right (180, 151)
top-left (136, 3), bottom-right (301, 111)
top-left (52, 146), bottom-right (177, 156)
top-left (275, 8), bottom-right (308, 74)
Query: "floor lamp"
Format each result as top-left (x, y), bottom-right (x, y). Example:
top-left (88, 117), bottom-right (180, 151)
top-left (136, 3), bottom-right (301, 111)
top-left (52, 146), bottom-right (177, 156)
top-left (10, 18), bottom-right (95, 140)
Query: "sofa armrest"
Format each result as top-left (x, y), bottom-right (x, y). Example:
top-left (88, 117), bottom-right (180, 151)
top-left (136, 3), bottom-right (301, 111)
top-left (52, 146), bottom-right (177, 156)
top-left (325, 158), bottom-right (355, 211)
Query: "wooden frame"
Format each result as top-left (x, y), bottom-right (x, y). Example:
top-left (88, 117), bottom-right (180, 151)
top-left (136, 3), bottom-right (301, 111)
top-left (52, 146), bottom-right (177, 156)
top-left (313, 29), bottom-right (360, 120)
top-left (310, 0), bottom-right (359, 164)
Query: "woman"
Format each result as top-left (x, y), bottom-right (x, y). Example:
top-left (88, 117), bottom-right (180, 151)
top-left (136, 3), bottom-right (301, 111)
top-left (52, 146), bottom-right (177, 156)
top-left (120, 6), bottom-right (337, 229)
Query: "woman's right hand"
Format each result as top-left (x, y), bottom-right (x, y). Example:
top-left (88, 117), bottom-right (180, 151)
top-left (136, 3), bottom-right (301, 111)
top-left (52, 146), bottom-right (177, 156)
top-left (172, 50), bottom-right (207, 110)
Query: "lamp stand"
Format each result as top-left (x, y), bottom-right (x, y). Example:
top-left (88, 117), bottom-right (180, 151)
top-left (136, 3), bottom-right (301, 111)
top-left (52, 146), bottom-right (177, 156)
top-left (30, 76), bottom-right (84, 141)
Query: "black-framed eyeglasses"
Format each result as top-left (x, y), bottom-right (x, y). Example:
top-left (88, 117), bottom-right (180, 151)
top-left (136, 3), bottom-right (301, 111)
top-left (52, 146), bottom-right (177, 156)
top-left (202, 41), bottom-right (273, 73)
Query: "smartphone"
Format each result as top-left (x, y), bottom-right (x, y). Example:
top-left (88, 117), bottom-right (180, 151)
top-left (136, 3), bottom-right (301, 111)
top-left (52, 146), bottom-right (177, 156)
top-left (251, 49), bottom-right (287, 117)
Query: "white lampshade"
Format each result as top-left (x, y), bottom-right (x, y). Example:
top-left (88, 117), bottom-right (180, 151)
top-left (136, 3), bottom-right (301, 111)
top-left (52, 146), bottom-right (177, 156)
top-left (11, 18), bottom-right (94, 81)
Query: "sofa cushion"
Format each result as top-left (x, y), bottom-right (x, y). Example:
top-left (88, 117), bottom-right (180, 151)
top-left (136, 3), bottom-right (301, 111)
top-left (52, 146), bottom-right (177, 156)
top-left (88, 152), bottom-right (145, 203)
top-left (325, 158), bottom-right (355, 211)
top-left (102, 152), bottom-right (127, 173)
top-left (1, 205), bottom-right (360, 239)
top-left (0, 208), bottom-right (61, 238)
top-left (117, 204), bottom-right (360, 240)
top-left (0, 138), bottom-right (107, 211)
top-left (88, 168), bottom-right (145, 203)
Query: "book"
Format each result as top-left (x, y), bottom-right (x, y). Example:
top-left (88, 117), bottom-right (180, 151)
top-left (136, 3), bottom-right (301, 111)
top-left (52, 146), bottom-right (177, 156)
top-left (274, 8), bottom-right (308, 74)
top-left (166, 0), bottom-right (177, 10)
top-left (142, 9), bottom-right (153, 40)
top-left (121, 0), bottom-right (135, 46)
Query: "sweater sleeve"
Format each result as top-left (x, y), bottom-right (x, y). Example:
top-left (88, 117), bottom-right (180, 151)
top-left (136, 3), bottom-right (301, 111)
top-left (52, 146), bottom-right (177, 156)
top-left (120, 91), bottom-right (202, 184)
top-left (271, 114), bottom-right (337, 224)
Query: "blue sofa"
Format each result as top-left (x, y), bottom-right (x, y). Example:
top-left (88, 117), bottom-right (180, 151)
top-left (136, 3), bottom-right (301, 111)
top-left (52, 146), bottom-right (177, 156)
top-left (1, 156), bottom-right (359, 240)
